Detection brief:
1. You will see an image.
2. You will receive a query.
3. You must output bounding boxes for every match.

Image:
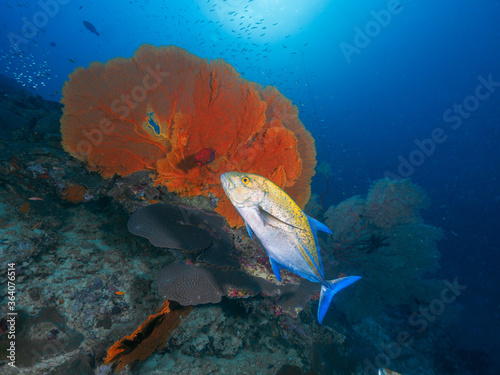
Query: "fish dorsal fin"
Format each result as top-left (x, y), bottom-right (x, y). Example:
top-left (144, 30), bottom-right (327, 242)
top-left (245, 223), bottom-right (254, 239)
top-left (269, 257), bottom-right (283, 282)
top-left (257, 205), bottom-right (304, 231)
top-left (308, 215), bottom-right (332, 234)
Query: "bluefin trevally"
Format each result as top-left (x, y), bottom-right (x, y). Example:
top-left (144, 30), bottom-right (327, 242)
top-left (221, 172), bottom-right (361, 324)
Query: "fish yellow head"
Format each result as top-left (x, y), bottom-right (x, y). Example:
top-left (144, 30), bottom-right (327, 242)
top-left (220, 172), bottom-right (267, 208)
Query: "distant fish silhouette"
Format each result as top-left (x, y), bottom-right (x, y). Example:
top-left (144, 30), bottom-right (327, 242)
top-left (83, 21), bottom-right (100, 36)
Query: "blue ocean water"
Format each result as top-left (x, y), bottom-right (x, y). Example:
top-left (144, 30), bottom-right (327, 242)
top-left (1, 0), bottom-right (499, 373)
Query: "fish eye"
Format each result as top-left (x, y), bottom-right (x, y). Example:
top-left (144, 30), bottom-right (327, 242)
top-left (241, 176), bottom-right (250, 184)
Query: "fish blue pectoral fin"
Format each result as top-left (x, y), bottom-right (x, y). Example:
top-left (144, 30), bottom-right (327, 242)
top-left (269, 257), bottom-right (283, 282)
top-left (307, 215), bottom-right (332, 234)
top-left (317, 276), bottom-right (362, 324)
top-left (245, 223), bottom-right (254, 239)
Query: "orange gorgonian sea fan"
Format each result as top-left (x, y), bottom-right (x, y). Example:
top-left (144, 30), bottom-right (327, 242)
top-left (60, 44), bottom-right (316, 227)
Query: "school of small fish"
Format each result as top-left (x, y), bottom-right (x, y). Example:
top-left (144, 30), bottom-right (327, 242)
top-left (0, 0), bottom-right (323, 123)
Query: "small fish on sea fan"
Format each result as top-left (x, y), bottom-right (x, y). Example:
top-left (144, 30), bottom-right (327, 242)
top-left (195, 147), bottom-right (215, 167)
top-left (60, 44), bottom-right (316, 227)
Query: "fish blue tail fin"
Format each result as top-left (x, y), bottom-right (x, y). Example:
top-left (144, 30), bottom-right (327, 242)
top-left (318, 276), bottom-right (361, 324)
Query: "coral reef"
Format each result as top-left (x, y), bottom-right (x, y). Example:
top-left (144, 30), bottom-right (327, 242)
top-left (324, 179), bottom-right (443, 319)
top-left (136, 303), bottom-right (308, 374)
top-left (0, 308), bottom-right (84, 367)
top-left (0, 88), bottom-right (484, 375)
top-left (324, 179), bottom-right (432, 261)
top-left (60, 44), bottom-right (316, 227)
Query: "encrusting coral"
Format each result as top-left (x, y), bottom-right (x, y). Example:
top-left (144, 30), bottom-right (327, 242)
top-left (60, 44), bottom-right (316, 227)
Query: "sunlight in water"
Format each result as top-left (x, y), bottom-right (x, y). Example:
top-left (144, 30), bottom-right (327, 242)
top-left (196, 0), bottom-right (331, 42)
